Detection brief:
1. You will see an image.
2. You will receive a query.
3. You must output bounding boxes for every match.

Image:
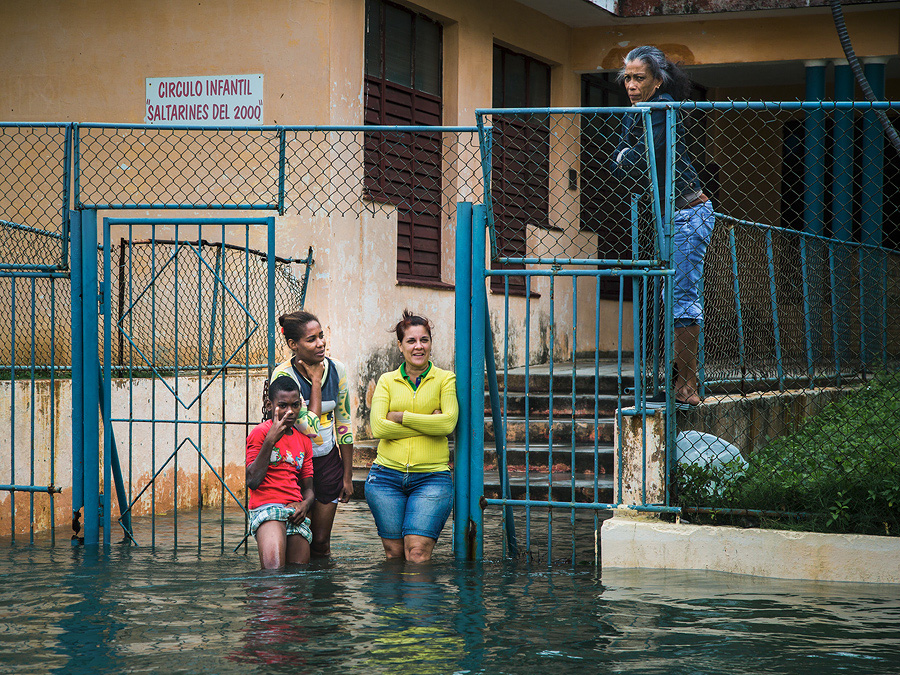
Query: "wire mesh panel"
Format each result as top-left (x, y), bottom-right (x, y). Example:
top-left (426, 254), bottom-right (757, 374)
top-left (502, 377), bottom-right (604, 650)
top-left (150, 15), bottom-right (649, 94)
top-left (0, 266), bottom-right (67, 543)
top-left (77, 125), bottom-right (280, 209)
top-left (0, 124), bottom-right (70, 541)
top-left (662, 102), bottom-right (900, 536)
top-left (0, 124), bottom-right (70, 268)
top-left (481, 108), bottom-right (663, 265)
top-left (283, 127), bottom-right (481, 281)
top-left (106, 236), bottom-right (310, 371)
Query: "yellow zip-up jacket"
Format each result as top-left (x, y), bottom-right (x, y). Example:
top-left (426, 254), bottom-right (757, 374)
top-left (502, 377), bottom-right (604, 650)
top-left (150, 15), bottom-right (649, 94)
top-left (370, 363), bottom-right (459, 472)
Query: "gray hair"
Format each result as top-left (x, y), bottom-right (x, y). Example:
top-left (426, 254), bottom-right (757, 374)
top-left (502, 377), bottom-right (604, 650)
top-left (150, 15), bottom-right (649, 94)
top-left (616, 45), bottom-right (691, 100)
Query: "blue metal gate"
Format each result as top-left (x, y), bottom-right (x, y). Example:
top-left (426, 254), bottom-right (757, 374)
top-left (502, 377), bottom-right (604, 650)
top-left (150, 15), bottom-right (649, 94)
top-left (65, 212), bottom-right (312, 549)
top-left (452, 105), bottom-right (679, 564)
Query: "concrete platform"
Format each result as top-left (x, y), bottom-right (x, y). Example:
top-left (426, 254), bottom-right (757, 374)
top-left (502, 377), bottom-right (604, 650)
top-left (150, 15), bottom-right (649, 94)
top-left (601, 516), bottom-right (900, 584)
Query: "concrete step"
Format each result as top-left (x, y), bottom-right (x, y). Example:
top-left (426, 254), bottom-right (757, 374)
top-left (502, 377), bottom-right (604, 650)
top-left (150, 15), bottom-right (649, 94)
top-left (490, 443), bottom-right (614, 474)
top-left (359, 418), bottom-right (617, 448)
top-left (486, 416), bottom-right (616, 444)
top-left (497, 360), bottom-right (635, 395)
top-left (356, 440), bottom-right (610, 474)
top-left (349, 467), bottom-right (613, 504)
top-left (483, 469), bottom-right (614, 504)
top-left (484, 392), bottom-right (628, 418)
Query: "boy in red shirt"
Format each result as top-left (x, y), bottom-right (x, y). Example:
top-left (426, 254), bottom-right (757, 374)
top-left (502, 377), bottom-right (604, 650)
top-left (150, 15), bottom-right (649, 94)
top-left (246, 377), bottom-right (315, 568)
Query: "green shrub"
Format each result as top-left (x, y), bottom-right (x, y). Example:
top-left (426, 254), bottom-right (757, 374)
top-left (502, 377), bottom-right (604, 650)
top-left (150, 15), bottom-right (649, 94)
top-left (675, 371), bottom-right (900, 536)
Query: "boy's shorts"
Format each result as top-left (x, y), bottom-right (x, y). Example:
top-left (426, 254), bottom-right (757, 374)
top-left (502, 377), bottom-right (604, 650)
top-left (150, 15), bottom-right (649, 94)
top-left (249, 503), bottom-right (313, 542)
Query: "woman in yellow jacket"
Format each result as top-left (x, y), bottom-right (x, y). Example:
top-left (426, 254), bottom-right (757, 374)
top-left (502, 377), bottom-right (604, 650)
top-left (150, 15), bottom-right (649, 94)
top-left (366, 310), bottom-right (459, 562)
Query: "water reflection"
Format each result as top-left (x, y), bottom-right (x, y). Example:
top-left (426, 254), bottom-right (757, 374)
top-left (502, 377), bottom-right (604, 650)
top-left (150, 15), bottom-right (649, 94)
top-left (1, 513), bottom-right (900, 675)
top-left (50, 548), bottom-right (125, 675)
top-left (231, 574), bottom-right (311, 669)
top-left (356, 561), bottom-right (467, 674)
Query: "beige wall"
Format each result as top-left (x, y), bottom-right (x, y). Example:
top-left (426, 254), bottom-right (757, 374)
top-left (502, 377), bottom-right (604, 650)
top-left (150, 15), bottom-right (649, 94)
top-left (0, 374), bottom-right (263, 535)
top-left (2, 0), bottom-right (595, 440)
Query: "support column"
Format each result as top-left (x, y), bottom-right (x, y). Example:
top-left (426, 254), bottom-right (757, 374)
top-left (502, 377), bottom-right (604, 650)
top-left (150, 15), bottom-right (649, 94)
top-left (832, 61), bottom-right (854, 366)
top-left (832, 62), bottom-right (854, 243)
top-left (860, 58), bottom-right (887, 369)
top-left (860, 59), bottom-right (886, 249)
top-left (803, 61), bottom-right (827, 371)
top-left (803, 61), bottom-right (827, 238)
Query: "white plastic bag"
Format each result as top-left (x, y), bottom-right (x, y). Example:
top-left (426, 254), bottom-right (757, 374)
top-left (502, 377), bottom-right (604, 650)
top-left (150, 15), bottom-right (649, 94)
top-left (676, 430), bottom-right (747, 470)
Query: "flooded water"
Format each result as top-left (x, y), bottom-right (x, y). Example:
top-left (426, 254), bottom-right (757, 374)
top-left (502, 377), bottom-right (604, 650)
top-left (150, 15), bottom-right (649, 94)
top-left (2, 503), bottom-right (899, 674)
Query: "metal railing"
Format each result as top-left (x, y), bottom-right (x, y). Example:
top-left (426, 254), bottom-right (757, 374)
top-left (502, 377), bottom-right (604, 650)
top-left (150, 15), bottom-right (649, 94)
top-left (2, 108), bottom-right (897, 552)
top-left (1, 122), bottom-right (482, 547)
top-left (470, 102), bottom-right (900, 562)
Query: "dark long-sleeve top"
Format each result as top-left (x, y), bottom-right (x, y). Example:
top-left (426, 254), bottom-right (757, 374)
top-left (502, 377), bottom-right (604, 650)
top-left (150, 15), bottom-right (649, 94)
top-left (612, 93), bottom-right (702, 209)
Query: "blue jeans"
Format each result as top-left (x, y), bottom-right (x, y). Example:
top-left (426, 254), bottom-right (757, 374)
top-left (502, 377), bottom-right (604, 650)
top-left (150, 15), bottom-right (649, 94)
top-left (673, 200), bottom-right (715, 324)
top-left (364, 464), bottom-right (453, 541)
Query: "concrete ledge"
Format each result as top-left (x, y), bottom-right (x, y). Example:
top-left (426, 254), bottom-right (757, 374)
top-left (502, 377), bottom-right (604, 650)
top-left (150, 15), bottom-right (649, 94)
top-left (601, 517), bottom-right (900, 584)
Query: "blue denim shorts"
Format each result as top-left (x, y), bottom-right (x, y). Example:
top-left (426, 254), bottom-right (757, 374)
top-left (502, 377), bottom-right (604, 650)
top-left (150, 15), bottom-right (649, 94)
top-left (673, 200), bottom-right (715, 323)
top-left (364, 464), bottom-right (453, 541)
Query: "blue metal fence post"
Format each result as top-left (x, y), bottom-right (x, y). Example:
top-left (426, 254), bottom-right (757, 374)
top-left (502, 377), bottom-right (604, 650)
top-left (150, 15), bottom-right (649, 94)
top-left (101, 218), bottom-right (112, 546)
top-left (663, 107), bottom-right (677, 498)
top-left (267, 217), bottom-right (277, 375)
top-left (81, 209), bottom-right (100, 545)
top-left (469, 204), bottom-right (488, 560)
top-left (454, 202), bottom-right (472, 561)
top-left (70, 210), bottom-right (84, 542)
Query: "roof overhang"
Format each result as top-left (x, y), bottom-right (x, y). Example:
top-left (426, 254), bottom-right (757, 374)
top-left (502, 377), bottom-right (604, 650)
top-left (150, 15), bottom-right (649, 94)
top-left (515, 0), bottom-right (898, 25)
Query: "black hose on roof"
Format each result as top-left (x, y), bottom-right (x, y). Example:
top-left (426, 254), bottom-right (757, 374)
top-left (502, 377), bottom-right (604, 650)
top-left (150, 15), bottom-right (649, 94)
top-left (829, 0), bottom-right (900, 153)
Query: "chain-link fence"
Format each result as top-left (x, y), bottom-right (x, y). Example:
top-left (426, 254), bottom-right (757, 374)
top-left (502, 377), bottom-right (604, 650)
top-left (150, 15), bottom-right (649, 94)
top-left (2, 122), bottom-right (484, 542)
top-left (3, 124), bottom-right (481, 373)
top-left (76, 125), bottom-right (482, 216)
top-left (478, 102), bottom-right (900, 537)
top-left (0, 124), bottom-right (70, 270)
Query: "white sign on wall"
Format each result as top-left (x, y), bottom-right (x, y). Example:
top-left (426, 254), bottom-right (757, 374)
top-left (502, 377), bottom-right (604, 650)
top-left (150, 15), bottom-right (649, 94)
top-left (145, 74), bottom-right (264, 126)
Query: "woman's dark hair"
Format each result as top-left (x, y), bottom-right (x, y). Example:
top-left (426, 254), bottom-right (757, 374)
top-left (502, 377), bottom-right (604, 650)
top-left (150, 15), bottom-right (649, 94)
top-left (278, 310), bottom-right (320, 342)
top-left (393, 309), bottom-right (433, 341)
top-left (617, 45), bottom-right (692, 101)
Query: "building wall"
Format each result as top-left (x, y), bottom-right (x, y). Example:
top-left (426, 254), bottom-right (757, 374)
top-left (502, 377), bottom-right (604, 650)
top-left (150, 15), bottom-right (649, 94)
top-left (2, 0), bottom-right (897, 446)
top-left (1, 0), bottom-right (597, 443)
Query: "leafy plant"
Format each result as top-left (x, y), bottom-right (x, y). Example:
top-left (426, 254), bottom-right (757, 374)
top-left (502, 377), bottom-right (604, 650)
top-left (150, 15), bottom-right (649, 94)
top-left (675, 370), bottom-right (900, 536)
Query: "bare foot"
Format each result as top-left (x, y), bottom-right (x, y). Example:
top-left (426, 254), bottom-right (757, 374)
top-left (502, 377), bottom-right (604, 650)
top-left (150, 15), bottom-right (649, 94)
top-left (675, 383), bottom-right (702, 406)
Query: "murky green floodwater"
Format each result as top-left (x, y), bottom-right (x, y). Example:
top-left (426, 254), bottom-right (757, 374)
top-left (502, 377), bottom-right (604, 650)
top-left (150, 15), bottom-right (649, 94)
top-left (1, 503), bottom-right (899, 674)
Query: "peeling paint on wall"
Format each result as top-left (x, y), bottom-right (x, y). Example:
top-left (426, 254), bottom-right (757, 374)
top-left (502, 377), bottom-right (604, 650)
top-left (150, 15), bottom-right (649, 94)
top-left (355, 342), bottom-right (403, 438)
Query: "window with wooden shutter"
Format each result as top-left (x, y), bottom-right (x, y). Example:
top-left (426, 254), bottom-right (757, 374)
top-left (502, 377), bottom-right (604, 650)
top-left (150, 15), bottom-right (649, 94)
top-left (491, 45), bottom-right (550, 294)
top-left (364, 0), bottom-right (443, 283)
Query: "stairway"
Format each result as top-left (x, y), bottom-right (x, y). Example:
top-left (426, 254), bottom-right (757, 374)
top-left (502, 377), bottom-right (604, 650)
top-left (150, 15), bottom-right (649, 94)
top-left (351, 359), bottom-right (634, 505)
